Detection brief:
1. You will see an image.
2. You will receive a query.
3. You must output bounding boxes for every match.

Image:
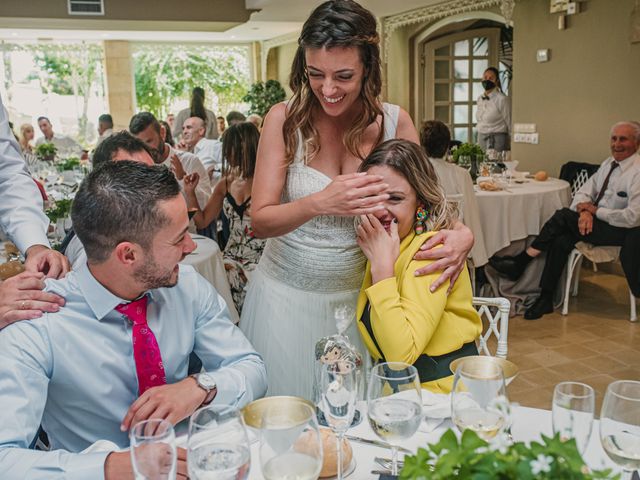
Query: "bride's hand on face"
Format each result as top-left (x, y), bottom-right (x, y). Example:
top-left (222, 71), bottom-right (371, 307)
top-left (356, 214), bottom-right (399, 283)
top-left (313, 172), bottom-right (389, 217)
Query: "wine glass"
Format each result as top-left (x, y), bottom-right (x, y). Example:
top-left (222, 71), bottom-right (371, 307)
top-left (187, 404), bottom-right (251, 480)
top-left (260, 402), bottom-right (323, 480)
top-left (599, 380), bottom-right (640, 479)
top-left (552, 381), bottom-right (595, 455)
top-left (130, 419), bottom-right (177, 480)
top-left (318, 361), bottom-right (358, 480)
top-left (451, 359), bottom-right (510, 442)
top-left (367, 362), bottom-right (422, 476)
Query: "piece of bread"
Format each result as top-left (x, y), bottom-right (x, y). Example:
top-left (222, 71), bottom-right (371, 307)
top-left (534, 170), bottom-right (548, 181)
top-left (478, 181), bottom-right (501, 191)
top-left (294, 427), bottom-right (353, 477)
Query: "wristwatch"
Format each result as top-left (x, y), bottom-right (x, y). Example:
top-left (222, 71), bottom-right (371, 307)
top-left (191, 373), bottom-right (217, 405)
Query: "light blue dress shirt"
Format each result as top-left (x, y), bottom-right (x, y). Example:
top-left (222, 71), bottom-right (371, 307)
top-left (0, 94), bottom-right (50, 253)
top-left (0, 263), bottom-right (267, 479)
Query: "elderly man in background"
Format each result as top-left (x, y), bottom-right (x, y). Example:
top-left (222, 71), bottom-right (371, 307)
top-left (178, 116), bottom-right (222, 179)
top-left (0, 161), bottom-right (267, 479)
top-left (129, 112), bottom-right (211, 209)
top-left (35, 116), bottom-right (82, 157)
top-left (0, 96), bottom-right (68, 329)
top-left (491, 121), bottom-right (640, 319)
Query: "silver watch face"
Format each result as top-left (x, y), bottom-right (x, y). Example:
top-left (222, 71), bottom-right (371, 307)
top-left (197, 373), bottom-right (217, 390)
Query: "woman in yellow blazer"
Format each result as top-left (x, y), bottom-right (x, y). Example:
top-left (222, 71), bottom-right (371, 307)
top-left (355, 139), bottom-right (482, 393)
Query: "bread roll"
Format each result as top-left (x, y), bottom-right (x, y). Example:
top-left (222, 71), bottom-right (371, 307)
top-left (534, 170), bottom-right (548, 181)
top-left (294, 428), bottom-right (353, 477)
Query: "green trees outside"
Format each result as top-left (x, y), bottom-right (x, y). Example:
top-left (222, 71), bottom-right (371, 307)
top-left (132, 44), bottom-right (250, 119)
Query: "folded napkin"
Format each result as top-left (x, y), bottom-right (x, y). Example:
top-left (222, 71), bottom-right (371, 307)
top-left (419, 390), bottom-right (451, 433)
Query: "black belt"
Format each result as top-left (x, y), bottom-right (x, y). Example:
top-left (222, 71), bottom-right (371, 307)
top-left (361, 302), bottom-right (478, 384)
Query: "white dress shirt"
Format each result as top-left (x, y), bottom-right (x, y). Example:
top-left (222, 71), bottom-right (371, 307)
top-left (570, 152), bottom-right (640, 228)
top-left (35, 133), bottom-right (83, 157)
top-left (0, 95), bottom-right (50, 254)
top-left (164, 145), bottom-right (212, 210)
top-left (429, 157), bottom-right (489, 267)
top-left (476, 89), bottom-right (511, 134)
top-left (193, 137), bottom-right (222, 174)
top-left (0, 262), bottom-right (266, 479)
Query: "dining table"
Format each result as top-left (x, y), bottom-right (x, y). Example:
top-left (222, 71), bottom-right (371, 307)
top-left (238, 401), bottom-right (619, 480)
top-left (181, 235), bottom-right (240, 324)
top-left (474, 177), bottom-right (571, 259)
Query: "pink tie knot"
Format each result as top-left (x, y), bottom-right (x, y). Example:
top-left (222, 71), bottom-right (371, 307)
top-left (115, 296), bottom-right (148, 326)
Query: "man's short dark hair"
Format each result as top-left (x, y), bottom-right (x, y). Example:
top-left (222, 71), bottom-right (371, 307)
top-left (98, 114), bottom-right (113, 128)
top-left (71, 161), bottom-right (180, 263)
top-left (37, 116), bottom-right (50, 124)
top-left (420, 120), bottom-right (451, 159)
top-left (93, 131), bottom-right (153, 168)
top-left (226, 111), bottom-right (246, 126)
top-left (129, 112), bottom-right (160, 135)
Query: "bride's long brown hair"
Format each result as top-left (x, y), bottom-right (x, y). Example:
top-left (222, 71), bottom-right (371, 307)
top-left (283, 0), bottom-right (383, 164)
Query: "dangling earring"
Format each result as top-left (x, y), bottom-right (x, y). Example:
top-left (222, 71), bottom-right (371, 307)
top-left (414, 205), bottom-right (429, 234)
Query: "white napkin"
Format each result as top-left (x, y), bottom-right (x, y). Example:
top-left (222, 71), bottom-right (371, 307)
top-left (419, 390), bottom-right (451, 433)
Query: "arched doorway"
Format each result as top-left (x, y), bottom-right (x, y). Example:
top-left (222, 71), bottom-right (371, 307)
top-left (413, 15), bottom-right (512, 144)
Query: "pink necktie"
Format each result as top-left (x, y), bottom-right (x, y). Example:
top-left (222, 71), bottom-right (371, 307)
top-left (115, 296), bottom-right (167, 395)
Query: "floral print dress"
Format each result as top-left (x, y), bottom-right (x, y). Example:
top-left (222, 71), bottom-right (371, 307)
top-left (222, 193), bottom-right (266, 314)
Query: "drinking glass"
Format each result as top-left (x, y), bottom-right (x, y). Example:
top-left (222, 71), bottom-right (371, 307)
top-left (260, 402), bottom-right (323, 480)
top-left (318, 361), bottom-right (358, 480)
top-left (552, 382), bottom-right (595, 455)
top-left (451, 359), bottom-right (510, 442)
top-left (130, 419), bottom-right (177, 480)
top-left (187, 404), bottom-right (251, 480)
top-left (599, 380), bottom-right (640, 479)
top-left (367, 362), bottom-right (422, 475)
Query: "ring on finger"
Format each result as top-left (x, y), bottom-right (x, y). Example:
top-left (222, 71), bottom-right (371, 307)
top-left (20, 300), bottom-right (27, 310)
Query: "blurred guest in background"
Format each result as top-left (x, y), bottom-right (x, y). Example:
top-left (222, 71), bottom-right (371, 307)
top-left (247, 113), bottom-right (263, 131)
top-left (172, 87), bottom-right (219, 141)
top-left (226, 110), bottom-right (246, 127)
top-left (96, 114), bottom-right (114, 146)
top-left (217, 115), bottom-right (226, 135)
top-left (18, 123), bottom-right (34, 154)
top-left (35, 116), bottom-right (83, 157)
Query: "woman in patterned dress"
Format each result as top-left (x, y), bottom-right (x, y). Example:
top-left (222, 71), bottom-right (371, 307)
top-left (184, 122), bottom-right (265, 314)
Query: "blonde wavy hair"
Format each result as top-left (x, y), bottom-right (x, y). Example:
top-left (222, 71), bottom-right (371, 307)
top-left (358, 139), bottom-right (457, 232)
top-left (283, 0), bottom-right (383, 164)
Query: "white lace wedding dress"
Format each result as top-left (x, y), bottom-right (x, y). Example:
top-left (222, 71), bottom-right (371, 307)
top-left (240, 103), bottom-right (400, 400)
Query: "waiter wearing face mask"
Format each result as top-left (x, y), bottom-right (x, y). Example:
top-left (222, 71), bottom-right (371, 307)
top-left (476, 66), bottom-right (511, 152)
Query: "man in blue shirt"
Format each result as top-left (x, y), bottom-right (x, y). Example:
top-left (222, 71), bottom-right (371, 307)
top-left (0, 161), bottom-right (267, 479)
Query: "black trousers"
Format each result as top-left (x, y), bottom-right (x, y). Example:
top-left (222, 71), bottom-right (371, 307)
top-left (530, 208), bottom-right (629, 295)
top-left (620, 226), bottom-right (640, 297)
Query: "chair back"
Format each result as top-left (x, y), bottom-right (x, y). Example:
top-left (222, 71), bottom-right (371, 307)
top-left (446, 193), bottom-right (464, 221)
top-left (558, 161), bottom-right (599, 198)
top-left (472, 296), bottom-right (510, 359)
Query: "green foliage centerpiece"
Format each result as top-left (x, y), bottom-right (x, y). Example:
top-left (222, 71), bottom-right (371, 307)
top-left (400, 429), bottom-right (617, 480)
top-left (35, 143), bottom-right (57, 161)
top-left (242, 80), bottom-right (286, 117)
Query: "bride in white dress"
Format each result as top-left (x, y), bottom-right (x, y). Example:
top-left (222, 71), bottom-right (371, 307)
top-left (241, 0), bottom-right (473, 399)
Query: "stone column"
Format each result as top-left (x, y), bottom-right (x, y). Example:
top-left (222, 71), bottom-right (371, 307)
top-left (102, 40), bottom-right (135, 130)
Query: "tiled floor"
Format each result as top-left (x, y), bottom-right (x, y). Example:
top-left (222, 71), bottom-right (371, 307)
top-left (503, 266), bottom-right (639, 414)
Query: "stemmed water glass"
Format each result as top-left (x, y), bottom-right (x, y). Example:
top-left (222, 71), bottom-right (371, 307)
top-left (260, 402), bottom-right (323, 480)
top-left (318, 360), bottom-right (358, 479)
top-left (599, 380), bottom-right (640, 479)
top-left (552, 381), bottom-right (595, 455)
top-left (451, 359), bottom-right (510, 442)
top-left (130, 419), bottom-right (177, 480)
top-left (367, 362), bottom-right (422, 476)
top-left (187, 405), bottom-right (251, 480)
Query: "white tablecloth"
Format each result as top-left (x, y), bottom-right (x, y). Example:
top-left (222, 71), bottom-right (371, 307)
top-left (181, 236), bottom-right (239, 324)
top-left (475, 178), bottom-right (571, 259)
top-left (243, 403), bottom-right (617, 479)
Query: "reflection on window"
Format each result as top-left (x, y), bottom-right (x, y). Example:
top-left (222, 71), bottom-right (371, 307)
top-left (454, 60), bottom-right (469, 79)
top-left (454, 40), bottom-right (469, 56)
top-left (473, 37), bottom-right (489, 56)
top-left (453, 83), bottom-right (469, 102)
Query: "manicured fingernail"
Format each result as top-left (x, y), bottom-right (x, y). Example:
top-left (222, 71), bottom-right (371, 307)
top-left (120, 424), bottom-right (126, 431)
top-left (430, 286), bottom-right (436, 293)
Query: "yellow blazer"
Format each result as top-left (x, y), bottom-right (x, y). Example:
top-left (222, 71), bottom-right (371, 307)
top-left (356, 231), bottom-right (482, 393)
